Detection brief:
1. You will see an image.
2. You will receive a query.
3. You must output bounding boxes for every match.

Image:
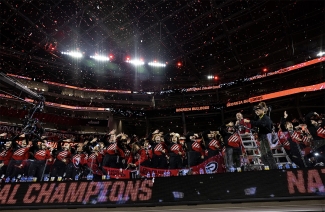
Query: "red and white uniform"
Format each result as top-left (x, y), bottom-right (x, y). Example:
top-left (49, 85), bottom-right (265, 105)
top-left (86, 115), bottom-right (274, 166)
top-left (104, 143), bottom-right (125, 157)
top-left (208, 139), bottom-right (222, 151)
top-left (12, 147), bottom-right (30, 161)
top-left (153, 142), bottom-right (168, 156)
top-left (0, 149), bottom-right (13, 165)
top-left (191, 140), bottom-right (205, 157)
top-left (80, 153), bottom-right (88, 165)
top-left (317, 126), bottom-right (325, 139)
top-left (170, 143), bottom-right (185, 156)
top-left (277, 130), bottom-right (291, 151)
top-left (128, 149), bottom-right (150, 166)
top-left (56, 150), bottom-right (71, 163)
top-left (227, 133), bottom-right (241, 148)
top-left (237, 119), bottom-right (252, 134)
top-left (34, 149), bottom-right (52, 161)
top-left (87, 152), bottom-right (103, 175)
top-left (290, 131), bottom-right (302, 143)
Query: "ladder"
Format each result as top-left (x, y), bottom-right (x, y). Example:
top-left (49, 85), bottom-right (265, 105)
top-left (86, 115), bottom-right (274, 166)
top-left (238, 132), bottom-right (263, 170)
top-left (269, 132), bottom-right (292, 167)
top-left (272, 146), bottom-right (292, 167)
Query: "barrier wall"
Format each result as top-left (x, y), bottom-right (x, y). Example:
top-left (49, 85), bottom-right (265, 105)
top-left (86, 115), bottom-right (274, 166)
top-left (1, 167), bottom-right (324, 209)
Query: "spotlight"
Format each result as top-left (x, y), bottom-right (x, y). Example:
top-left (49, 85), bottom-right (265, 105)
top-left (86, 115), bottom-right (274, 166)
top-left (148, 61), bottom-right (166, 67)
top-left (126, 59), bottom-right (145, 66)
top-left (90, 55), bottom-right (110, 61)
top-left (61, 51), bottom-right (83, 58)
top-left (207, 75), bottom-right (213, 79)
top-left (177, 62), bottom-right (182, 67)
top-left (214, 76), bottom-right (218, 80)
top-left (263, 68), bottom-right (268, 72)
top-left (314, 152), bottom-right (319, 156)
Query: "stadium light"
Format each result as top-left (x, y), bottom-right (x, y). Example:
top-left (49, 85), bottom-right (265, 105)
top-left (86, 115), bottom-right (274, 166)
top-left (126, 59), bottom-right (145, 66)
top-left (61, 51), bottom-right (83, 58)
top-left (207, 75), bottom-right (218, 80)
top-left (148, 61), bottom-right (166, 67)
top-left (90, 55), bottom-right (110, 61)
top-left (317, 52), bottom-right (325, 57)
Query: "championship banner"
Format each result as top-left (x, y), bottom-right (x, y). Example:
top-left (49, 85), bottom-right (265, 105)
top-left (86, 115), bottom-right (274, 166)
top-left (139, 155), bottom-right (226, 177)
top-left (102, 155), bottom-right (225, 179)
top-left (101, 167), bottom-right (131, 179)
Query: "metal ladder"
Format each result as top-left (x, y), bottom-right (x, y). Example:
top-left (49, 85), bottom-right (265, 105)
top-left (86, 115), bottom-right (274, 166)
top-left (272, 146), bottom-right (292, 166)
top-left (238, 132), bottom-right (263, 170)
top-left (269, 132), bottom-right (292, 167)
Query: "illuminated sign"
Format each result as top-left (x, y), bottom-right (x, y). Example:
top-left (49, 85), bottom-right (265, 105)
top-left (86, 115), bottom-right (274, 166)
top-left (1, 168), bottom-right (324, 209)
top-left (0, 180), bottom-right (153, 205)
top-left (176, 106), bottom-right (209, 112)
top-left (226, 82), bottom-right (325, 107)
top-left (42, 81), bottom-right (132, 94)
top-left (6, 56), bottom-right (325, 95)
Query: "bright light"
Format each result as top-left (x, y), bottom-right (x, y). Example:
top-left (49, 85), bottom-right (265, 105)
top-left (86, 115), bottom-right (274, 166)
top-left (314, 152), bottom-right (319, 156)
top-left (90, 55), bottom-right (110, 61)
top-left (148, 61), bottom-right (166, 67)
top-left (263, 68), bottom-right (268, 72)
top-left (214, 76), bottom-right (218, 80)
top-left (177, 62), bottom-right (182, 66)
top-left (317, 52), bottom-right (325, 57)
top-left (207, 75), bottom-right (213, 79)
top-left (61, 51), bottom-right (83, 58)
top-left (126, 59), bottom-right (144, 66)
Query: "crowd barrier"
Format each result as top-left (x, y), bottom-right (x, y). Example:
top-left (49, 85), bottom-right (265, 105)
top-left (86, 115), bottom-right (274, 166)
top-left (1, 167), bottom-right (324, 209)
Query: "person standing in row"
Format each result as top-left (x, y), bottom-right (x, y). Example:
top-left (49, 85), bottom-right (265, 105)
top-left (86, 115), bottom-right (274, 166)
top-left (244, 103), bottom-right (277, 169)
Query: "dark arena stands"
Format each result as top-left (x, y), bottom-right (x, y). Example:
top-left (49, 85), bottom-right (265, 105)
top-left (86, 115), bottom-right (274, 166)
top-left (0, 1), bottom-right (324, 211)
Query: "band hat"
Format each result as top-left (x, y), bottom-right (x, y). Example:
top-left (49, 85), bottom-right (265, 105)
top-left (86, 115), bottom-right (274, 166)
top-left (179, 136), bottom-right (186, 140)
top-left (226, 122), bottom-right (234, 127)
top-left (19, 134), bottom-right (25, 138)
top-left (91, 137), bottom-right (98, 143)
top-left (0, 132), bottom-right (7, 136)
top-left (253, 105), bottom-right (263, 110)
top-left (173, 133), bottom-right (180, 138)
top-left (63, 139), bottom-right (71, 142)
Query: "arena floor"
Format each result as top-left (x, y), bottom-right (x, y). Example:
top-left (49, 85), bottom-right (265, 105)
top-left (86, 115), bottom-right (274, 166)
top-left (2, 199), bottom-right (324, 212)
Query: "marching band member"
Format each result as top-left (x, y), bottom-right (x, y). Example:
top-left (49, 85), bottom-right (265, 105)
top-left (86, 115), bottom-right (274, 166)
top-left (127, 142), bottom-right (151, 168)
top-left (186, 132), bottom-right (205, 166)
top-left (220, 122), bottom-right (242, 171)
top-left (235, 112), bottom-right (251, 134)
top-left (50, 140), bottom-right (71, 179)
top-left (87, 144), bottom-right (103, 180)
top-left (150, 131), bottom-right (168, 168)
top-left (0, 138), bottom-right (13, 178)
top-left (28, 139), bottom-right (52, 181)
top-left (203, 130), bottom-right (222, 158)
top-left (102, 130), bottom-right (125, 168)
top-left (7, 135), bottom-right (32, 178)
top-left (167, 133), bottom-right (185, 169)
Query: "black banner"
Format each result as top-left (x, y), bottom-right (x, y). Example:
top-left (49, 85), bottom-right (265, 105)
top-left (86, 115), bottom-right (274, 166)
top-left (0, 168), bottom-right (324, 209)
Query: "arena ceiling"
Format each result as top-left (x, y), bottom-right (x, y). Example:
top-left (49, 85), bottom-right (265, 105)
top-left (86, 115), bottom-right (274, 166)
top-left (0, 0), bottom-right (324, 92)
